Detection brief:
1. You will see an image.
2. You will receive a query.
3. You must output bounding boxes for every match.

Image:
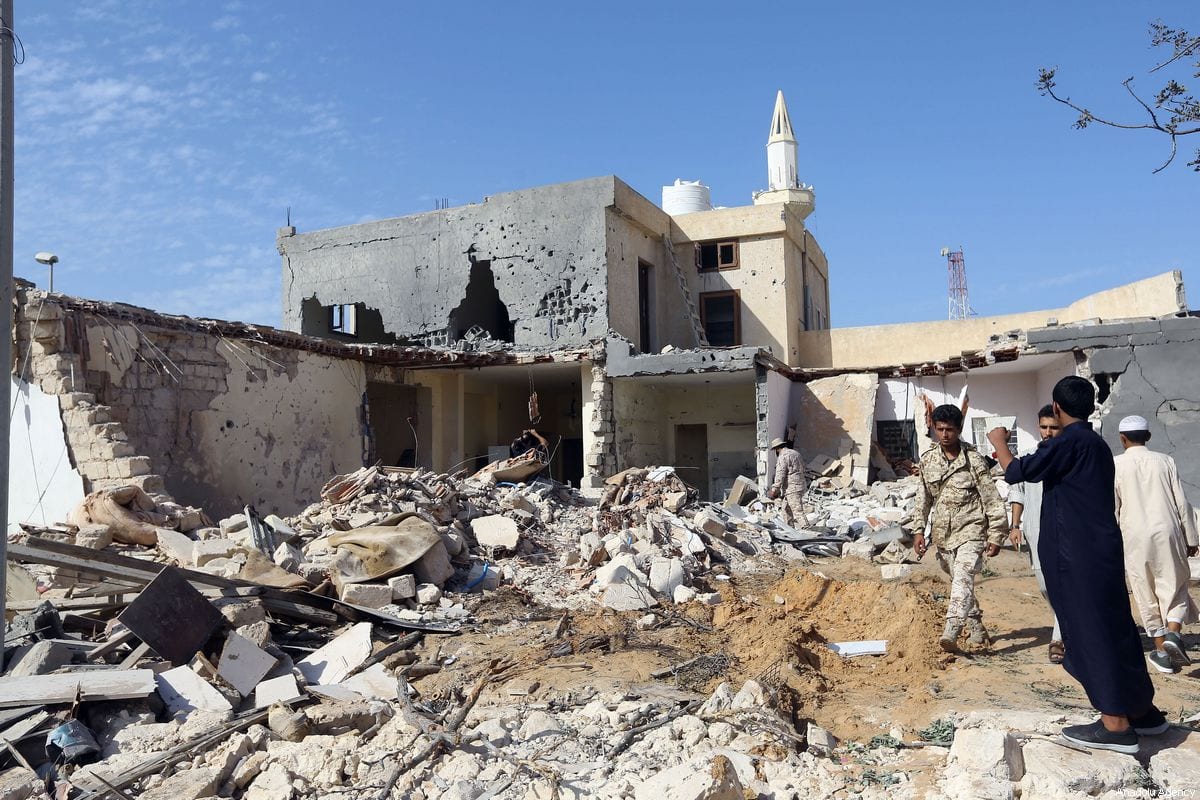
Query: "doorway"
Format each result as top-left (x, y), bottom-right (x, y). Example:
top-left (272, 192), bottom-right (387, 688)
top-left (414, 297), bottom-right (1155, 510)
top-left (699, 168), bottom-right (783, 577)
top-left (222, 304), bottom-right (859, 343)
top-left (366, 383), bottom-right (432, 468)
top-left (638, 260), bottom-right (655, 353)
top-left (674, 423), bottom-right (710, 500)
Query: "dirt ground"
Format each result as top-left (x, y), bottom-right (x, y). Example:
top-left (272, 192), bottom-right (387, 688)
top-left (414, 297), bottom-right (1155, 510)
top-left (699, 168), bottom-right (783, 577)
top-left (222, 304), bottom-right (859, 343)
top-left (409, 548), bottom-right (1200, 747)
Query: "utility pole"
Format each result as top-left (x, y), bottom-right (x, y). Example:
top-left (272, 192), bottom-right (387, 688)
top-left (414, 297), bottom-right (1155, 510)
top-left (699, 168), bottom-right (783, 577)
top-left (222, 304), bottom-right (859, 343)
top-left (0, 0), bottom-right (15, 656)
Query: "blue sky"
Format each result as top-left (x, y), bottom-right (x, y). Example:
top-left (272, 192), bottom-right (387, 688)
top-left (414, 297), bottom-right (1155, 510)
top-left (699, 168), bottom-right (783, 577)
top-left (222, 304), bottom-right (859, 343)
top-left (13, 1), bottom-right (1198, 328)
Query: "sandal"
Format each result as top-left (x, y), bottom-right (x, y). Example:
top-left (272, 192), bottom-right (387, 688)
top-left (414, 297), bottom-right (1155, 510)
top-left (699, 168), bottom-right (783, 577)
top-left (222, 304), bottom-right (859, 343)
top-left (1048, 641), bottom-right (1065, 664)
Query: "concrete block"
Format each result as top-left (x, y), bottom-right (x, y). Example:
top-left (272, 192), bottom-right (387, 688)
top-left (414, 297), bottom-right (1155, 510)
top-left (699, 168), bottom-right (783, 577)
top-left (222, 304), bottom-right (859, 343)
top-left (695, 592), bottom-right (722, 606)
top-left (940, 727), bottom-right (1024, 800)
top-left (601, 583), bottom-right (654, 611)
top-left (220, 514), bottom-right (248, 534)
top-left (693, 510), bottom-right (727, 537)
top-left (5, 640), bottom-right (75, 677)
top-left (156, 528), bottom-right (196, 565)
top-left (843, 539), bottom-right (876, 561)
top-left (387, 573), bottom-right (417, 600)
top-left (673, 585), bottom-right (697, 604)
top-left (595, 553), bottom-right (645, 587)
top-left (806, 722), bottom-right (837, 755)
top-left (1150, 730), bottom-right (1200, 794)
top-left (75, 524), bottom-right (113, 550)
top-left (880, 564), bottom-right (913, 581)
top-left (339, 582), bottom-right (393, 609)
top-left (254, 674), bottom-right (303, 709)
top-left (662, 491), bottom-right (688, 512)
top-left (192, 538), bottom-right (238, 567)
top-left (415, 583), bottom-right (442, 605)
top-left (472, 514), bottom-right (520, 549)
top-left (723, 475), bottom-right (758, 507)
top-left (1018, 738), bottom-right (1143, 797)
top-left (410, 540), bottom-right (455, 586)
top-left (155, 666), bottom-right (233, 715)
top-left (112, 456), bottom-right (152, 478)
top-left (463, 561), bottom-right (500, 592)
top-left (296, 622), bottom-right (372, 686)
top-left (217, 632), bottom-right (278, 697)
top-left (648, 557), bottom-right (685, 597)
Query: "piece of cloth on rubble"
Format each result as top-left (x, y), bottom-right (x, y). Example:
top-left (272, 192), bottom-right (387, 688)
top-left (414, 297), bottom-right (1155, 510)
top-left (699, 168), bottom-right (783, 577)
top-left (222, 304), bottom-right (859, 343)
top-left (67, 485), bottom-right (167, 546)
top-left (915, 443), bottom-right (1008, 551)
top-left (238, 549), bottom-right (307, 589)
top-left (1008, 463), bottom-right (1063, 642)
top-left (1004, 421), bottom-right (1154, 717)
top-left (936, 540), bottom-right (986, 622)
top-left (1114, 445), bottom-right (1199, 638)
top-left (327, 515), bottom-right (441, 588)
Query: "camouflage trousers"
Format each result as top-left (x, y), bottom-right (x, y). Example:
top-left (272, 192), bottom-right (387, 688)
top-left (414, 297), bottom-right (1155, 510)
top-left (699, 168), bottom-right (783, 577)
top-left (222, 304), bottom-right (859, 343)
top-left (781, 490), bottom-right (805, 526)
top-left (935, 540), bottom-right (986, 623)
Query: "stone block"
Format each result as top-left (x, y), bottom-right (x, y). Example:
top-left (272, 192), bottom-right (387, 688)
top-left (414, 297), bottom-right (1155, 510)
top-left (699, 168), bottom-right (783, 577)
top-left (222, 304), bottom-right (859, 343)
top-left (112, 456), bottom-right (152, 478)
top-left (1149, 730), bottom-right (1200, 793)
top-left (339, 582), bottom-right (393, 609)
top-left (806, 722), bottom-right (837, 755)
top-left (594, 553), bottom-right (645, 587)
top-left (648, 557), bottom-right (685, 597)
top-left (843, 540), bottom-right (876, 561)
top-left (5, 640), bottom-right (75, 677)
top-left (75, 524), bottom-right (113, 550)
top-left (387, 573), bottom-right (417, 600)
top-left (693, 510), bottom-right (727, 537)
top-left (463, 561), bottom-right (500, 592)
top-left (410, 540), bottom-right (455, 586)
top-left (673, 585), bottom-right (697, 604)
top-left (156, 528), bottom-right (196, 564)
top-left (138, 766), bottom-right (221, 800)
top-left (1018, 739), bottom-right (1143, 797)
top-left (220, 514), bottom-right (249, 534)
top-left (723, 475), bottom-right (758, 507)
top-left (192, 538), bottom-right (238, 566)
top-left (695, 592), bottom-right (722, 606)
top-left (880, 564), bottom-right (913, 581)
top-left (416, 583), bottom-right (442, 605)
top-left (940, 727), bottom-right (1024, 800)
top-left (472, 514), bottom-right (520, 549)
top-left (601, 582), bottom-right (655, 611)
top-left (634, 754), bottom-right (744, 800)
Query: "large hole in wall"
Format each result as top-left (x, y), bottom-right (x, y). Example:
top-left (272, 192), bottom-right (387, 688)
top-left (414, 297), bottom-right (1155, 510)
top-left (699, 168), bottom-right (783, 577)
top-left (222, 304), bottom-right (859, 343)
top-left (448, 258), bottom-right (513, 342)
top-left (300, 297), bottom-right (401, 345)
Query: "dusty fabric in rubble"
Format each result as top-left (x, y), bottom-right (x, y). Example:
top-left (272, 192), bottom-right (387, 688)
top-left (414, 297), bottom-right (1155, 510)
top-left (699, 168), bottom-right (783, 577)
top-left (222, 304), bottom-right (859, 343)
top-left (327, 515), bottom-right (441, 588)
top-left (67, 486), bottom-right (167, 546)
top-left (237, 549), bottom-right (308, 589)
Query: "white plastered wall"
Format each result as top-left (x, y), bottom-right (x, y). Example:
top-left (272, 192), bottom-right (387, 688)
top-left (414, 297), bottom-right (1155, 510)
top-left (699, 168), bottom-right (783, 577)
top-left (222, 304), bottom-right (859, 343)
top-left (8, 376), bottom-right (85, 533)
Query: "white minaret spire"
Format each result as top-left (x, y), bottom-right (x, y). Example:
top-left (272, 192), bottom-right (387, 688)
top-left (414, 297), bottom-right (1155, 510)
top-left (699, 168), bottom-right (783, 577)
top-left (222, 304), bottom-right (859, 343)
top-left (767, 90), bottom-right (798, 190)
top-left (754, 89), bottom-right (815, 217)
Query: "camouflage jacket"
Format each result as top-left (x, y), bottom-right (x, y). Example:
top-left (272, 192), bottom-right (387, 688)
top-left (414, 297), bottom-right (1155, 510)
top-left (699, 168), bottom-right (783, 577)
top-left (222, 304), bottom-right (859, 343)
top-left (770, 448), bottom-right (806, 495)
top-left (915, 443), bottom-right (1008, 551)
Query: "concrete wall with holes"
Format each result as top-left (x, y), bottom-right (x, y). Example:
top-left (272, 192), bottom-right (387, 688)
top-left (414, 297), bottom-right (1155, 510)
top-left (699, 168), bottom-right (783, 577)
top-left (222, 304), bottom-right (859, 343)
top-left (280, 177), bottom-right (634, 351)
top-left (72, 316), bottom-right (369, 518)
top-left (1028, 315), bottom-right (1200, 505)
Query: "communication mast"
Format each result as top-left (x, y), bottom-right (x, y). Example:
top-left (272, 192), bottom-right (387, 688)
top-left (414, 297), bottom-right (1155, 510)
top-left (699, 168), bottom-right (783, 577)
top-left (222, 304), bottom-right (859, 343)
top-left (940, 246), bottom-right (974, 320)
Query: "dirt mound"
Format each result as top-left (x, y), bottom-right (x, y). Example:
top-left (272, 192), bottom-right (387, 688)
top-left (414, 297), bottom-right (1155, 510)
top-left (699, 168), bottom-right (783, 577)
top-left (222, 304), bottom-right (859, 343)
top-left (717, 569), bottom-right (949, 739)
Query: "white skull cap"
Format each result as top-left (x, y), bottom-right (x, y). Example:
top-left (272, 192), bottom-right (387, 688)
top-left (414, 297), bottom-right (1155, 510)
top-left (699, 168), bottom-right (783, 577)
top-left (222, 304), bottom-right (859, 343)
top-left (1118, 415), bottom-right (1150, 433)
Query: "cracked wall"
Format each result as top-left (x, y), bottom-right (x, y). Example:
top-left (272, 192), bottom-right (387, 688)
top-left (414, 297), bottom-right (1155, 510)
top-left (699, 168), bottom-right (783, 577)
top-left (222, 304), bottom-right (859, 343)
top-left (1028, 315), bottom-right (1200, 505)
top-left (280, 177), bottom-right (634, 351)
top-left (24, 298), bottom-right (372, 519)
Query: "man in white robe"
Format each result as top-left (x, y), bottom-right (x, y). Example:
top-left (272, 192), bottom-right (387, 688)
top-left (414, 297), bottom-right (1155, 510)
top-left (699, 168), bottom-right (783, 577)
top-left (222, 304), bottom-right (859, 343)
top-left (1113, 414), bottom-right (1199, 673)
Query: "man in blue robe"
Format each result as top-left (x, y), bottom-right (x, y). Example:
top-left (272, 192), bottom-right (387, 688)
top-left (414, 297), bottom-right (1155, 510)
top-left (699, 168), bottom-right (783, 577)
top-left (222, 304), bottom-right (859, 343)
top-left (987, 376), bottom-right (1163, 754)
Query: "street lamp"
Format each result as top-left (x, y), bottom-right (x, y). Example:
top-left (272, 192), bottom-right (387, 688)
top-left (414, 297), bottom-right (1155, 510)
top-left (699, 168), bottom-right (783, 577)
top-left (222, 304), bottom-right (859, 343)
top-left (34, 252), bottom-right (58, 293)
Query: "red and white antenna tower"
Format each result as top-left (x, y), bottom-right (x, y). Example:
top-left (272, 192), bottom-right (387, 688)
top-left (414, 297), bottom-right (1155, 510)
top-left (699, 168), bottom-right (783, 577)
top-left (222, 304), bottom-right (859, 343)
top-left (941, 246), bottom-right (974, 320)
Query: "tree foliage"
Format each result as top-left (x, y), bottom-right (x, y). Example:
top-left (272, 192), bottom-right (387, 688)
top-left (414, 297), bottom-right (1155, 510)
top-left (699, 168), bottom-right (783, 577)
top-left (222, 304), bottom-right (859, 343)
top-left (1037, 21), bottom-right (1200, 173)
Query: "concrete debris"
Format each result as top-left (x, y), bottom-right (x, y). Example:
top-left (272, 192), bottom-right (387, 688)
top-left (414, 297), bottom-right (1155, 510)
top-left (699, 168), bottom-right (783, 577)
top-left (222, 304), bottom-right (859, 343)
top-left (8, 450), bottom-right (1168, 800)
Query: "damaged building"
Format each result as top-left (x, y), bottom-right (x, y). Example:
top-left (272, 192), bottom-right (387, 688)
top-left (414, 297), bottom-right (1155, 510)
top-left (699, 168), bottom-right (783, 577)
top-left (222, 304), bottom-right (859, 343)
top-left (8, 92), bottom-right (1198, 532)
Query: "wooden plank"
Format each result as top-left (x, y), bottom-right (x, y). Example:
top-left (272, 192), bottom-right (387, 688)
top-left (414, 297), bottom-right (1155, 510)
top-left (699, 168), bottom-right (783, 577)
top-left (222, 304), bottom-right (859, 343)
top-left (86, 629), bottom-right (138, 663)
top-left (17, 538), bottom-right (450, 632)
top-left (118, 567), bottom-right (223, 666)
top-left (118, 642), bottom-right (151, 670)
top-left (0, 670), bottom-right (156, 707)
top-left (5, 596), bottom-right (137, 612)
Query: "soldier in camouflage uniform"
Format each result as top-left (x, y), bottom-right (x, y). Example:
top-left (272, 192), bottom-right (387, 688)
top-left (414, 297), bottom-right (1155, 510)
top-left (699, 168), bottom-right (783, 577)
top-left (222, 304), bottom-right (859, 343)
top-left (911, 405), bottom-right (1009, 652)
top-left (767, 437), bottom-right (807, 525)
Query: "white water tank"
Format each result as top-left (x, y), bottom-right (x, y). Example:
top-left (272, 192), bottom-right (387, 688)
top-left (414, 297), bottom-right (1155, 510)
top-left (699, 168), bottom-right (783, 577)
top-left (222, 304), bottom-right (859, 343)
top-left (662, 179), bottom-right (713, 215)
